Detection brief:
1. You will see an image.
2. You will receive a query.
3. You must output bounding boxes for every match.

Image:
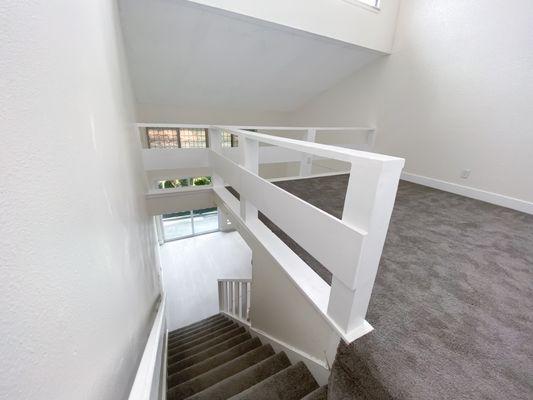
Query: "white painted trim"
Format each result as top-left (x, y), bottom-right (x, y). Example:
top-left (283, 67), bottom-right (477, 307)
top-left (221, 311), bottom-right (330, 386)
top-left (267, 171), bottom-right (350, 183)
top-left (137, 123), bottom-right (374, 132)
top-left (214, 189), bottom-right (374, 344)
top-left (128, 294), bottom-right (167, 400)
top-left (401, 172), bottom-right (533, 215)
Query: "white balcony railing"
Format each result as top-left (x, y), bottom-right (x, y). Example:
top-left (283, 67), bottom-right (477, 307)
top-left (139, 124), bottom-right (404, 343)
top-left (218, 279), bottom-right (252, 324)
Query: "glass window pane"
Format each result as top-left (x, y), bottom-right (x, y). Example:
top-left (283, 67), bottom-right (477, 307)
top-left (221, 131), bottom-right (238, 148)
top-left (192, 208), bottom-right (219, 234)
top-left (147, 128), bottom-right (180, 148)
top-left (162, 212), bottom-right (192, 240)
top-left (179, 128), bottom-right (208, 148)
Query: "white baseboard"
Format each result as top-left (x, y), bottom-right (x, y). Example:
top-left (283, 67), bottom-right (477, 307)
top-left (221, 312), bottom-right (330, 386)
top-left (401, 172), bottom-right (533, 215)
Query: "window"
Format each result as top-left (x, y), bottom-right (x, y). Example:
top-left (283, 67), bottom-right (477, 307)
top-left (221, 131), bottom-right (239, 148)
top-left (146, 128), bottom-right (208, 148)
top-left (161, 207), bottom-right (219, 241)
top-left (156, 176), bottom-right (212, 189)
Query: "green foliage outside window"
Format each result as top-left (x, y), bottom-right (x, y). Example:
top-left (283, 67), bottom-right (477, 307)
top-left (192, 176), bottom-right (212, 186)
top-left (157, 176), bottom-right (211, 189)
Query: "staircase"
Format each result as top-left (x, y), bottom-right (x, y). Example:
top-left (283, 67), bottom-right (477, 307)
top-left (167, 314), bottom-right (328, 400)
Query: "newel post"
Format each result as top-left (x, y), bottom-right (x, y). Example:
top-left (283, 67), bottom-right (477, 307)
top-left (327, 157), bottom-right (404, 334)
top-left (299, 128), bottom-right (316, 177)
top-left (239, 136), bottom-right (259, 221)
top-left (208, 127), bottom-right (223, 188)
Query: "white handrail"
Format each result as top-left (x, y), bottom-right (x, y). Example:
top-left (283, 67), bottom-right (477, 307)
top-left (212, 126), bottom-right (397, 164)
top-left (207, 126), bottom-right (404, 342)
top-left (128, 294), bottom-right (167, 400)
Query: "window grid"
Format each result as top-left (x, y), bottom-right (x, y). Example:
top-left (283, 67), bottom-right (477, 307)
top-left (179, 128), bottom-right (208, 148)
top-left (221, 131), bottom-right (239, 148)
top-left (146, 128), bottom-right (209, 149)
top-left (147, 128), bottom-right (180, 148)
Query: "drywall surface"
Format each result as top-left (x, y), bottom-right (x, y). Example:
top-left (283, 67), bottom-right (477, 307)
top-left (188, 0), bottom-right (400, 53)
top-left (289, 0), bottom-right (533, 204)
top-left (160, 231), bottom-right (252, 331)
top-left (137, 102), bottom-right (290, 126)
top-left (0, 1), bottom-right (161, 400)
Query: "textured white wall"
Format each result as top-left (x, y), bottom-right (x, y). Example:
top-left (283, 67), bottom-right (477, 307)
top-left (187, 0), bottom-right (400, 53)
top-left (0, 1), bottom-right (162, 399)
top-left (289, 0), bottom-right (533, 203)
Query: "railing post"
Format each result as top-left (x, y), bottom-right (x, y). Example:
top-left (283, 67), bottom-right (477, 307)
top-left (218, 281), bottom-right (223, 312)
top-left (299, 128), bottom-right (316, 177)
top-left (239, 137), bottom-right (259, 221)
top-left (327, 158), bottom-right (403, 333)
top-left (209, 127), bottom-right (224, 189)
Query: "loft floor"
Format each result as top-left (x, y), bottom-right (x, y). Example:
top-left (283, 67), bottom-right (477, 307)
top-left (271, 175), bottom-right (533, 399)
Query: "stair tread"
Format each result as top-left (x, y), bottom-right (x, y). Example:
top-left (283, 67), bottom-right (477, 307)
top-left (228, 361), bottom-right (319, 400)
top-left (168, 322), bottom-right (238, 353)
top-left (301, 385), bottom-right (328, 400)
top-left (185, 352), bottom-right (291, 400)
top-left (169, 319), bottom-right (233, 345)
top-left (168, 326), bottom-right (245, 362)
top-left (167, 332), bottom-right (252, 376)
top-left (169, 314), bottom-right (225, 337)
top-left (169, 317), bottom-right (229, 341)
top-left (168, 337), bottom-right (262, 388)
top-left (167, 344), bottom-right (275, 399)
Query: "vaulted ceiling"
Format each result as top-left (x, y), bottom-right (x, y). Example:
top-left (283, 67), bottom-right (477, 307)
top-left (119, 0), bottom-right (382, 113)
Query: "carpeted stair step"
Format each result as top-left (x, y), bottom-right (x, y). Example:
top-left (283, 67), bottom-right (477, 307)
top-left (168, 337), bottom-right (262, 387)
top-left (168, 319), bottom-right (234, 347)
top-left (168, 322), bottom-right (238, 353)
top-left (169, 314), bottom-right (225, 338)
top-left (168, 326), bottom-right (245, 362)
top-left (301, 385), bottom-right (328, 400)
top-left (228, 361), bottom-right (318, 400)
top-left (169, 317), bottom-right (229, 342)
top-left (168, 332), bottom-right (252, 376)
top-left (185, 352), bottom-right (291, 400)
top-left (167, 344), bottom-right (275, 399)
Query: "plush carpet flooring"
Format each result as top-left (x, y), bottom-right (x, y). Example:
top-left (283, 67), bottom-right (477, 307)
top-left (270, 175), bottom-right (533, 400)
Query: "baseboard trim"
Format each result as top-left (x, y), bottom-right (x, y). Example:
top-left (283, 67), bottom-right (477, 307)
top-left (401, 172), bottom-right (533, 215)
top-left (221, 311), bottom-right (330, 386)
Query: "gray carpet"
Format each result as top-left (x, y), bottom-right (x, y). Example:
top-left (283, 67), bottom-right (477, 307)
top-left (269, 175), bottom-right (533, 400)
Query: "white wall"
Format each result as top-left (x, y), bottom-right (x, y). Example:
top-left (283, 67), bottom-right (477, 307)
top-left (188, 0), bottom-right (400, 53)
top-left (0, 1), bottom-right (162, 399)
top-left (289, 0), bottom-right (533, 205)
top-left (137, 102), bottom-right (289, 126)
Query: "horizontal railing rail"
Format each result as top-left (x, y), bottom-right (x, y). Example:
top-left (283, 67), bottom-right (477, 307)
top-left (208, 125), bottom-right (404, 341)
top-left (218, 279), bottom-right (251, 323)
top-left (138, 123), bottom-right (403, 342)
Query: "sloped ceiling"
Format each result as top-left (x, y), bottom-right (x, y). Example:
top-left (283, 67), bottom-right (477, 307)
top-left (119, 0), bottom-right (382, 113)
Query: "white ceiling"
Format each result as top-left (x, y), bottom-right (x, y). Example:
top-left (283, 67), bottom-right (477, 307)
top-left (118, 0), bottom-right (382, 113)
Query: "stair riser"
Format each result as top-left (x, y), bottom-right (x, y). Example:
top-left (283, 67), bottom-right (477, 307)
top-left (168, 319), bottom-right (234, 347)
top-left (168, 327), bottom-right (245, 363)
top-left (169, 317), bottom-right (228, 341)
top-left (168, 338), bottom-right (262, 387)
top-left (167, 333), bottom-right (252, 376)
top-left (184, 352), bottom-right (291, 400)
top-left (168, 323), bottom-right (238, 353)
top-left (169, 314), bottom-right (225, 337)
top-left (168, 345), bottom-right (275, 400)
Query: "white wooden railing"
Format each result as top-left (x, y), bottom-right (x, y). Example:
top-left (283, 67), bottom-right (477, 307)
top-left (128, 295), bottom-right (167, 400)
top-left (139, 123), bottom-right (404, 343)
top-left (218, 279), bottom-right (252, 324)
